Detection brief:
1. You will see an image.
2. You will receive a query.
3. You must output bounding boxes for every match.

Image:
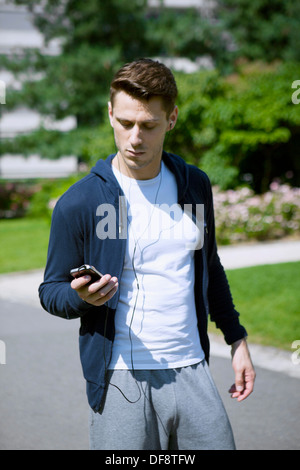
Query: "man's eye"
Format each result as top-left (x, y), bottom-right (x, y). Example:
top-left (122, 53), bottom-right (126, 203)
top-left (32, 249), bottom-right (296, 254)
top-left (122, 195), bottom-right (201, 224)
top-left (119, 121), bottom-right (132, 128)
top-left (118, 121), bottom-right (156, 130)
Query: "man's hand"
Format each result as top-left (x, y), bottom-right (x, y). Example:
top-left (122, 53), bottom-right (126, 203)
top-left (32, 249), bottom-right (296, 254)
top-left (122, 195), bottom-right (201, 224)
top-left (229, 338), bottom-right (256, 402)
top-left (71, 274), bottom-right (118, 307)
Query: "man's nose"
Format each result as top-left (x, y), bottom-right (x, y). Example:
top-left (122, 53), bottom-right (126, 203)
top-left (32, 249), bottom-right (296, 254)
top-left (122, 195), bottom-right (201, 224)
top-left (129, 125), bottom-right (143, 147)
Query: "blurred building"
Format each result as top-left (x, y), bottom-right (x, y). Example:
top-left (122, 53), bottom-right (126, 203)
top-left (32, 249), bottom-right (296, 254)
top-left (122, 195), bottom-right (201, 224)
top-left (0, 0), bottom-right (77, 179)
top-left (149, 0), bottom-right (215, 12)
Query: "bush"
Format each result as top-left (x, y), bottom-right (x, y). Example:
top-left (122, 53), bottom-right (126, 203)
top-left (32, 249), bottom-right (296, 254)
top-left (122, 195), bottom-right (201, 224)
top-left (167, 61), bottom-right (300, 192)
top-left (214, 183), bottom-right (300, 245)
top-left (0, 181), bottom-right (39, 219)
top-left (27, 174), bottom-right (84, 221)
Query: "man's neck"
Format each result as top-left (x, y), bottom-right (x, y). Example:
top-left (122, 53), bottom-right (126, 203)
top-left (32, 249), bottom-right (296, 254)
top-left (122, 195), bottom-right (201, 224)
top-left (112, 152), bottom-right (162, 181)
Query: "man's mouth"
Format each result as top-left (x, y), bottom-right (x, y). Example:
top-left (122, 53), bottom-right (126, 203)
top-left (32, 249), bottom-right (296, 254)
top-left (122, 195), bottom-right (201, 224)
top-left (127, 149), bottom-right (145, 157)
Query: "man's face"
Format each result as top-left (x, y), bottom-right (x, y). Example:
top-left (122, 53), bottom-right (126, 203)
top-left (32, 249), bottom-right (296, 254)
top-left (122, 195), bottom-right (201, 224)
top-left (108, 91), bottom-right (178, 180)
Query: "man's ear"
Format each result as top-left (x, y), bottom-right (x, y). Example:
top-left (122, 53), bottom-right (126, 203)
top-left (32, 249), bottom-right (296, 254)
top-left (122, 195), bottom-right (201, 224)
top-left (108, 102), bottom-right (114, 127)
top-left (168, 105), bottom-right (178, 130)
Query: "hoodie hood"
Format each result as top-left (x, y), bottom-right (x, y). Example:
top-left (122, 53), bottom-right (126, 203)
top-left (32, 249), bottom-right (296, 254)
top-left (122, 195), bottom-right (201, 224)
top-left (90, 151), bottom-right (189, 202)
top-left (90, 154), bottom-right (118, 186)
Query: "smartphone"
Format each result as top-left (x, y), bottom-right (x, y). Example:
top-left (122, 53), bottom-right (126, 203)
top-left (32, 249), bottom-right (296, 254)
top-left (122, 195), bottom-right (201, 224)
top-left (70, 264), bottom-right (103, 283)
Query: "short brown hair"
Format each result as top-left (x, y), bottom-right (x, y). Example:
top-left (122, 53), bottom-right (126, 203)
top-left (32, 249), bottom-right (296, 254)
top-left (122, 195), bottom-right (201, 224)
top-left (110, 58), bottom-right (178, 117)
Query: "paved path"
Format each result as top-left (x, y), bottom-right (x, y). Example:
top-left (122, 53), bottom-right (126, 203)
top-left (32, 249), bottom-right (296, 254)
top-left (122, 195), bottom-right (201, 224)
top-left (0, 239), bottom-right (299, 449)
top-left (218, 238), bottom-right (300, 269)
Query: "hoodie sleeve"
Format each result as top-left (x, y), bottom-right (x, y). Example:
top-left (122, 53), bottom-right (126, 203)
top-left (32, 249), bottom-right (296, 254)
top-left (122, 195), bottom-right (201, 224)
top-left (203, 174), bottom-right (247, 345)
top-left (39, 196), bottom-right (93, 319)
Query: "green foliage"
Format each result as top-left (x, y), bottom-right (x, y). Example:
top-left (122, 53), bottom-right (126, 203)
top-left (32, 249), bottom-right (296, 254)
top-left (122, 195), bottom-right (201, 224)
top-left (28, 174), bottom-right (84, 221)
top-left (146, 7), bottom-right (229, 71)
top-left (6, 0), bottom-right (150, 125)
top-left (166, 61), bottom-right (300, 191)
top-left (80, 121), bottom-right (116, 165)
top-left (1, 121), bottom-right (114, 163)
top-left (218, 0), bottom-right (300, 64)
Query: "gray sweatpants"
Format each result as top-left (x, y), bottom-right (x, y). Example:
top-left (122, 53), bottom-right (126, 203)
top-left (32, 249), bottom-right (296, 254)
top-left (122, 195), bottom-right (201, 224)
top-left (89, 361), bottom-right (236, 450)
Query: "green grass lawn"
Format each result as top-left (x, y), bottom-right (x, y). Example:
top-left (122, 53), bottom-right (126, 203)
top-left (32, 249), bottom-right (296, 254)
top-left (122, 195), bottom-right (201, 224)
top-left (0, 217), bottom-right (299, 350)
top-left (0, 217), bottom-right (50, 273)
top-left (209, 262), bottom-right (300, 351)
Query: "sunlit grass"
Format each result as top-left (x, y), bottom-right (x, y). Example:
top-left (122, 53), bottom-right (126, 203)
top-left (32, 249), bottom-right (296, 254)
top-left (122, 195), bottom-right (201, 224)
top-left (0, 218), bottom-right (50, 273)
top-left (209, 262), bottom-right (300, 350)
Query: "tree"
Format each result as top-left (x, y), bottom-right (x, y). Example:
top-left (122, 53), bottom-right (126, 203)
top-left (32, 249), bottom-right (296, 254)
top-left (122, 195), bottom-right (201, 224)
top-left (1, 0), bottom-right (155, 162)
top-left (145, 6), bottom-right (229, 72)
top-left (217, 0), bottom-right (300, 64)
top-left (1, 0), bottom-right (227, 162)
top-left (167, 62), bottom-right (300, 192)
top-left (5, 0), bottom-right (150, 126)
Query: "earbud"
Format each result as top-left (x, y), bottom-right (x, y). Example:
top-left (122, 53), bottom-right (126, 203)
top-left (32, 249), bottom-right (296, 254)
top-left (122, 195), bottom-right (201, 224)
top-left (170, 121), bottom-right (174, 129)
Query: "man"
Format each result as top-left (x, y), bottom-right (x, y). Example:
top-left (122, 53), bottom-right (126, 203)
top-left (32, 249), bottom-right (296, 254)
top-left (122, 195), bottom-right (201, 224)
top-left (39, 58), bottom-right (255, 450)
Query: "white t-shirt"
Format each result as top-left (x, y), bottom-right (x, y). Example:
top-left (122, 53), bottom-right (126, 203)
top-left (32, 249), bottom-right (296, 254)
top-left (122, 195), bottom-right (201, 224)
top-left (109, 161), bottom-right (204, 369)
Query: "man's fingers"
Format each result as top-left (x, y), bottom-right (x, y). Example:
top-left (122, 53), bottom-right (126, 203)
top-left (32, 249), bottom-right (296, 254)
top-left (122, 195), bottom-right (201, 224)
top-left (229, 368), bottom-right (256, 402)
top-left (71, 275), bottom-right (93, 290)
top-left (87, 277), bottom-right (118, 300)
top-left (71, 274), bottom-right (119, 306)
top-left (90, 283), bottom-right (119, 306)
top-left (71, 274), bottom-right (112, 291)
top-left (230, 338), bottom-right (256, 402)
top-left (235, 371), bottom-right (245, 392)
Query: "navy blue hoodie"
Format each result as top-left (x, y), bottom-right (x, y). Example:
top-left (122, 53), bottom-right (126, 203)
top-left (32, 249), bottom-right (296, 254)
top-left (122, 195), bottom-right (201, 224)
top-left (39, 152), bottom-right (247, 412)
